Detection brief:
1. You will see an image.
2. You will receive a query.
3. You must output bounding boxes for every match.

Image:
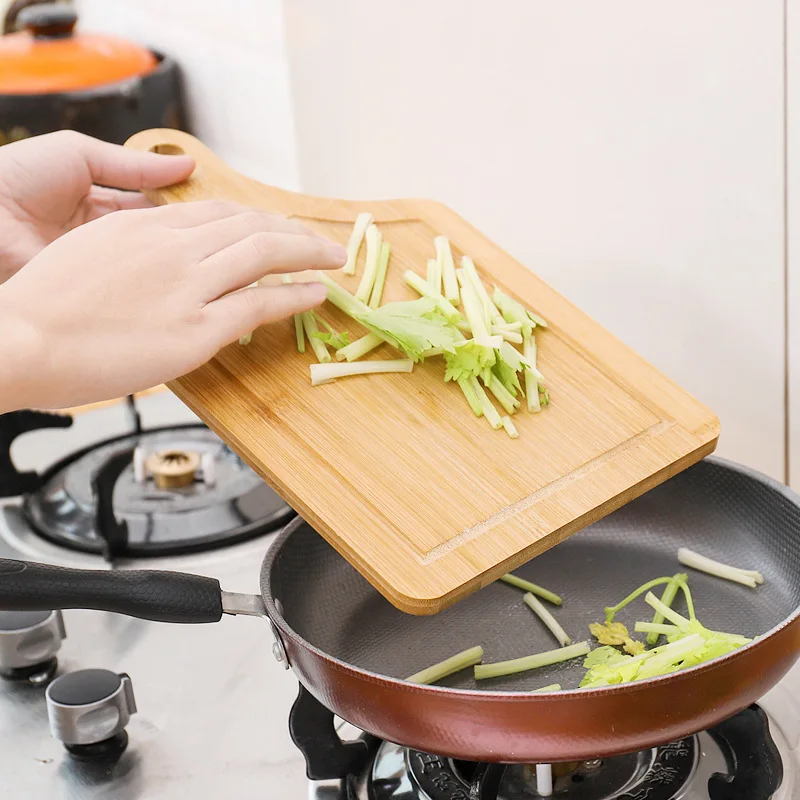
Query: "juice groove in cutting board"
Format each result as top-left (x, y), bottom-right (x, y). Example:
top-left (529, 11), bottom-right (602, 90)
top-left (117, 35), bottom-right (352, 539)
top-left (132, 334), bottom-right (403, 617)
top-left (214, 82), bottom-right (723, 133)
top-left (124, 129), bottom-right (720, 615)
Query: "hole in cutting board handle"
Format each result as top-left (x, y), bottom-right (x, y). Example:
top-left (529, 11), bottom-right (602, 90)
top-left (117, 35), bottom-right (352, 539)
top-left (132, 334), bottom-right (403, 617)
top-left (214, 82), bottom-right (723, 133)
top-left (148, 143), bottom-right (186, 156)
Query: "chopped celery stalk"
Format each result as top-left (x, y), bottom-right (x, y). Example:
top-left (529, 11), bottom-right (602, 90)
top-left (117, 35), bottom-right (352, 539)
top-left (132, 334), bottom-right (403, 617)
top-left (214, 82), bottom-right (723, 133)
top-left (369, 241), bottom-right (391, 308)
top-left (423, 347), bottom-right (444, 357)
top-left (406, 646), bottom-right (484, 685)
top-left (472, 377), bottom-right (503, 429)
top-left (355, 224), bottom-right (382, 302)
top-left (494, 286), bottom-right (548, 331)
top-left (498, 574), bottom-right (563, 606)
top-left (540, 387), bottom-right (550, 406)
top-left (495, 328), bottom-right (523, 344)
top-left (426, 258), bottom-right (438, 290)
top-left (336, 332), bottom-right (383, 362)
top-left (646, 574), bottom-right (686, 645)
top-left (294, 315), bottom-right (305, 354)
top-left (495, 321), bottom-right (523, 332)
top-left (318, 274), bottom-right (458, 361)
top-left (644, 592), bottom-right (690, 630)
top-left (444, 338), bottom-right (499, 382)
top-left (533, 684), bottom-right (562, 693)
top-left (457, 269), bottom-right (494, 346)
top-left (310, 359), bottom-right (413, 386)
top-left (635, 622), bottom-right (680, 636)
top-left (604, 577), bottom-right (677, 623)
top-left (310, 317), bottom-right (351, 350)
top-left (458, 376), bottom-right (483, 416)
top-left (461, 256), bottom-right (503, 327)
top-left (343, 212), bottom-right (372, 275)
top-left (282, 275), bottom-right (305, 353)
top-left (436, 236), bottom-right (460, 304)
top-left (502, 416), bottom-right (519, 439)
top-left (319, 273), bottom-right (372, 318)
top-left (302, 313), bottom-right (331, 363)
top-left (677, 548), bottom-right (764, 588)
top-left (523, 592), bottom-right (570, 646)
top-left (484, 373), bottom-right (520, 415)
top-left (523, 333), bottom-right (542, 412)
top-left (403, 270), bottom-right (462, 322)
top-left (474, 641), bottom-right (590, 681)
top-left (428, 252), bottom-right (442, 295)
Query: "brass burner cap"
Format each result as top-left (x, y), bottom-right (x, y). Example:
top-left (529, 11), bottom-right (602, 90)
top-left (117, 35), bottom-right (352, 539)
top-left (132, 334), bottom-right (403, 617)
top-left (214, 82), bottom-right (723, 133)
top-left (144, 450), bottom-right (201, 489)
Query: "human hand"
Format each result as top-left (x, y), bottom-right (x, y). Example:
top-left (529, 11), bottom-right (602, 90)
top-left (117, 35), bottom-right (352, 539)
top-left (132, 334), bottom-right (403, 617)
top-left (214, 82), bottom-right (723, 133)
top-left (0, 200), bottom-right (346, 412)
top-left (0, 130), bottom-right (195, 283)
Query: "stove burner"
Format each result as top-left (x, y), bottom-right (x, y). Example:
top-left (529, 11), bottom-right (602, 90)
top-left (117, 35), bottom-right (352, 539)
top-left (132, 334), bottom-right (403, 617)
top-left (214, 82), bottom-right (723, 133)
top-left (145, 449), bottom-right (200, 489)
top-left (406, 738), bottom-right (697, 800)
top-left (19, 423), bottom-right (294, 557)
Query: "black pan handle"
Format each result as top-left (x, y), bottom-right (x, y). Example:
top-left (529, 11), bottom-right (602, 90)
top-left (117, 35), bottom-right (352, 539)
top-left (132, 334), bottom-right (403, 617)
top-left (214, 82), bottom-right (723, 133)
top-left (708, 704), bottom-right (783, 799)
top-left (0, 559), bottom-right (223, 624)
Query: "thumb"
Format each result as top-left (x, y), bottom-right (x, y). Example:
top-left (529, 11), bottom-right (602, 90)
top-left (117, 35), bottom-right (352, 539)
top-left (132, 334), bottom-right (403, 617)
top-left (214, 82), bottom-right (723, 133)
top-left (72, 133), bottom-right (195, 191)
top-left (203, 282), bottom-right (328, 347)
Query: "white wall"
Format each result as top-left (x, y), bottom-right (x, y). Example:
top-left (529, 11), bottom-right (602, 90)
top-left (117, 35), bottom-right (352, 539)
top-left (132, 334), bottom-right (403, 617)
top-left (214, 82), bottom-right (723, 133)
top-left (283, 0), bottom-right (787, 481)
top-left (789, 0), bottom-right (799, 491)
top-left (74, 0), bottom-right (301, 190)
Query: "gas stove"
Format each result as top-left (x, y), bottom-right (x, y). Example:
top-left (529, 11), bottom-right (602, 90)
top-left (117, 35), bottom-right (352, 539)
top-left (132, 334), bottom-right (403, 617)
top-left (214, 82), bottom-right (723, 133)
top-left (0, 393), bottom-right (799, 799)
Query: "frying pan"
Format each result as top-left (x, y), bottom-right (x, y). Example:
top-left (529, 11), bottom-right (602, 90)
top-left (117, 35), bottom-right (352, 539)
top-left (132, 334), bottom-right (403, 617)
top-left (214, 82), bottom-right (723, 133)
top-left (0, 457), bottom-right (798, 763)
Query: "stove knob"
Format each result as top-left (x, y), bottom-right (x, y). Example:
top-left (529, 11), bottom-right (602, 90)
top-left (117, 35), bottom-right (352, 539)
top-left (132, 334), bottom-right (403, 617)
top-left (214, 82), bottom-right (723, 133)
top-left (0, 610), bottom-right (65, 684)
top-left (46, 669), bottom-right (137, 759)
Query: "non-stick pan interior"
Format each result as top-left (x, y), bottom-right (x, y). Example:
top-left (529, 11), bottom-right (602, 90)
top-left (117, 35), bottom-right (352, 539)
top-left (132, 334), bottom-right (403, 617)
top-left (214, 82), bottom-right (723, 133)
top-left (265, 459), bottom-right (800, 692)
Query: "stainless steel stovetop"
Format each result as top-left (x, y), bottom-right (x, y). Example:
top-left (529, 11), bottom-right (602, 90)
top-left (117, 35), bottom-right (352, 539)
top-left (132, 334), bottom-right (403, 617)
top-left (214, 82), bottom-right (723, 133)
top-left (1, 393), bottom-right (799, 800)
top-left (0, 394), bottom-right (309, 799)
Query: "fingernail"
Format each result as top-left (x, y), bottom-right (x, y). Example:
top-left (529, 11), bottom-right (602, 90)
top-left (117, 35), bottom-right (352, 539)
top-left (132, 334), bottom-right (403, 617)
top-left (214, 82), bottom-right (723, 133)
top-left (305, 282), bottom-right (328, 302)
top-left (326, 242), bottom-right (348, 263)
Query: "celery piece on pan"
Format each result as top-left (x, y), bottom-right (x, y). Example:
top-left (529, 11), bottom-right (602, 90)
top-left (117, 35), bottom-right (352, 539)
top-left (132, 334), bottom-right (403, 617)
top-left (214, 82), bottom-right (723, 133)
top-left (406, 646), bottom-right (484, 685)
top-left (499, 574), bottom-right (563, 606)
top-left (475, 642), bottom-right (590, 681)
top-left (677, 548), bottom-right (764, 588)
top-left (524, 592), bottom-right (571, 646)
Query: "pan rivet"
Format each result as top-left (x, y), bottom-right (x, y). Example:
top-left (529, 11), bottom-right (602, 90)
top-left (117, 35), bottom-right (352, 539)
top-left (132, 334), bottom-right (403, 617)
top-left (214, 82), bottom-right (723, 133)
top-left (272, 642), bottom-right (285, 664)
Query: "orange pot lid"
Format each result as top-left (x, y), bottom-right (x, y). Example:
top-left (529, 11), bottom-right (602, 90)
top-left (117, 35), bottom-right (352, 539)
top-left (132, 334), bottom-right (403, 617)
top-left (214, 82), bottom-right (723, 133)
top-left (0, 5), bottom-right (157, 95)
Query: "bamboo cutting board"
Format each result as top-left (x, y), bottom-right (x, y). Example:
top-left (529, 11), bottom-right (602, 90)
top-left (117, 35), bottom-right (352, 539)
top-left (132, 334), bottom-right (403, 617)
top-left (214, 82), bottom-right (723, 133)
top-left (125, 129), bottom-right (719, 615)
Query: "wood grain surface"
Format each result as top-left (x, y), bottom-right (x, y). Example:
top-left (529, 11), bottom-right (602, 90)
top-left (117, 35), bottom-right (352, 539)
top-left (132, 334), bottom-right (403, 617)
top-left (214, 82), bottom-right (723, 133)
top-left (124, 129), bottom-right (720, 615)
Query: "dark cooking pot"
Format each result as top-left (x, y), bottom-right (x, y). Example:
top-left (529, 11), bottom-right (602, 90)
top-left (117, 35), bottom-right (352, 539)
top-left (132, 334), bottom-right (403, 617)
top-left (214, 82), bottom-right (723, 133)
top-left (0, 1), bottom-right (188, 146)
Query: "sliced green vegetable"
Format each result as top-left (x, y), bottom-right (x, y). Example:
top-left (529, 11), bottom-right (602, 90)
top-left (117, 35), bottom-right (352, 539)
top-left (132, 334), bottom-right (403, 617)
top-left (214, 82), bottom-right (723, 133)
top-left (523, 333), bottom-right (541, 413)
top-left (472, 377), bottom-right (503, 429)
top-left (484, 373), bottom-right (520, 415)
top-left (474, 641), bottom-right (590, 681)
top-left (369, 241), bottom-right (391, 308)
top-left (403, 269), bottom-right (461, 323)
top-left (336, 332), bottom-right (383, 362)
top-left (406, 645), bottom-right (484, 685)
top-left (461, 256), bottom-right (503, 327)
top-left (457, 268), bottom-right (496, 347)
top-left (343, 212), bottom-right (372, 275)
top-left (444, 339), bottom-right (499, 382)
top-left (604, 577), bottom-right (678, 623)
top-left (501, 416), bottom-right (519, 439)
top-left (355, 223), bottom-right (382, 303)
top-left (310, 359), bottom-right (413, 386)
top-left (310, 317), bottom-right (351, 350)
top-left (436, 236), bottom-right (460, 304)
top-left (646, 574), bottom-right (685, 645)
top-left (302, 312), bottom-right (331, 364)
top-left (533, 684), bottom-right (562, 693)
top-left (524, 592), bottom-right (570, 646)
top-left (677, 548), bottom-right (764, 588)
top-left (498, 574), bottom-right (562, 606)
top-left (458, 376), bottom-right (483, 416)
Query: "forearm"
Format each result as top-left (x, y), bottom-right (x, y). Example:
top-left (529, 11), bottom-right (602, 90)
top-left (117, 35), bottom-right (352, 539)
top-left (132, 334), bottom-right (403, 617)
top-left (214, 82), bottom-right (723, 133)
top-left (0, 301), bottom-right (45, 414)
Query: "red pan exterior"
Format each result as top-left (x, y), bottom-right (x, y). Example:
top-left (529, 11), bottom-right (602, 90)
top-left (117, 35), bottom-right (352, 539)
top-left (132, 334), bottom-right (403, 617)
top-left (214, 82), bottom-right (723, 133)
top-left (270, 607), bottom-right (800, 763)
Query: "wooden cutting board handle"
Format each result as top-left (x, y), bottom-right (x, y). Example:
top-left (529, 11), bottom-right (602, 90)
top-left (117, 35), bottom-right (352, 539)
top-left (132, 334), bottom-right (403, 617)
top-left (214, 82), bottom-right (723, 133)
top-left (125, 128), bottom-right (386, 223)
